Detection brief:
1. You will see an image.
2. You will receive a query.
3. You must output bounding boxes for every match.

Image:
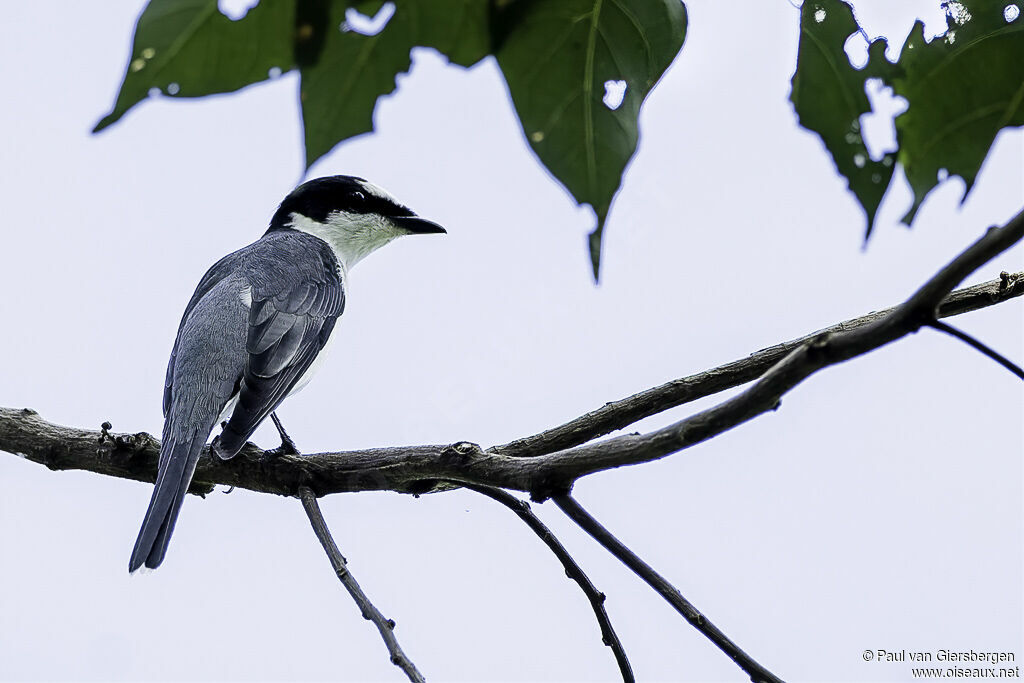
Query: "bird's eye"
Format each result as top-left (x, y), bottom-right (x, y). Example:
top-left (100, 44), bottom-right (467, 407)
top-left (352, 191), bottom-right (366, 202)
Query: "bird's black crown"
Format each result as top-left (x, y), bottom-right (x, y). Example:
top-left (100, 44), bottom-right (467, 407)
top-left (268, 175), bottom-right (415, 230)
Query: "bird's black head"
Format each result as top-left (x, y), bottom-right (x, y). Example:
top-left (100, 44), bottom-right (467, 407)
top-left (269, 175), bottom-right (427, 230)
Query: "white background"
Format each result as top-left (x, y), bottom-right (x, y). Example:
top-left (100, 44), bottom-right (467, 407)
top-left (1, 1), bottom-right (1021, 681)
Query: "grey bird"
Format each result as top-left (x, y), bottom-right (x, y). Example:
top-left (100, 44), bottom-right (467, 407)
top-left (129, 175), bottom-right (445, 573)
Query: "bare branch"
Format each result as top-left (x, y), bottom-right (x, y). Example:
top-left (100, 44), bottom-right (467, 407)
top-left (928, 319), bottom-right (1024, 379)
top-left (492, 269), bottom-right (1024, 458)
top-left (552, 494), bottom-right (782, 683)
top-left (462, 483), bottom-right (634, 682)
top-left (3, 211), bottom-right (1021, 683)
top-left (297, 486), bottom-right (425, 683)
top-left (2, 216), bottom-right (1022, 498)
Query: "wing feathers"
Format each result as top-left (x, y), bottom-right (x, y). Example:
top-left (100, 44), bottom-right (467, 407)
top-left (218, 274), bottom-right (344, 458)
top-left (250, 320), bottom-right (307, 377)
top-left (139, 232), bottom-right (346, 571)
top-left (248, 310), bottom-right (299, 354)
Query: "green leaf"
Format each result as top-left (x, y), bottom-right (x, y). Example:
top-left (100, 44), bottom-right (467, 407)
top-left (790, 0), bottom-right (896, 237)
top-left (97, 0), bottom-right (683, 279)
top-left (892, 0), bottom-right (1024, 224)
top-left (410, 0), bottom-right (490, 67)
top-left (494, 0), bottom-right (687, 280)
top-left (300, 0), bottom-right (490, 167)
top-left (93, 0), bottom-right (295, 132)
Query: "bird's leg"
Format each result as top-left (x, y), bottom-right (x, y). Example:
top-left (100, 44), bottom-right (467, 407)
top-left (267, 412), bottom-right (300, 457)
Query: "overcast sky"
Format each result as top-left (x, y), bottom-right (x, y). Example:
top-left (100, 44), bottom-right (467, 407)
top-left (1, 1), bottom-right (1021, 681)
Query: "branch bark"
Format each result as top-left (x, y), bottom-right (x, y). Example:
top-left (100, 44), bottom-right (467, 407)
top-left (553, 494), bottom-right (782, 683)
top-left (3, 211), bottom-right (1022, 683)
top-left (492, 267), bottom-right (1024, 458)
top-left (462, 484), bottom-right (634, 682)
top-left (298, 486), bottom-right (425, 683)
top-left (2, 266), bottom-right (1022, 500)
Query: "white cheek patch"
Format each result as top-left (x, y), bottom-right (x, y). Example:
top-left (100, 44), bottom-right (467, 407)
top-left (289, 211), bottom-right (400, 271)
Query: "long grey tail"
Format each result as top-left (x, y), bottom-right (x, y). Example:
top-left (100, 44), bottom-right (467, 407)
top-left (128, 428), bottom-right (209, 573)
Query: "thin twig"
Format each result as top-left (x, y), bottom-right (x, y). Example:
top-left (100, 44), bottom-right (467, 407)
top-left (2, 268), bottom-right (1022, 496)
top-left (552, 494), bottom-right (782, 683)
top-left (928, 320), bottom-right (1024, 379)
top-left (492, 270), bottom-right (1024, 458)
top-left (461, 483), bottom-right (634, 683)
top-left (297, 486), bottom-right (426, 683)
top-left (3, 214), bottom-right (1023, 683)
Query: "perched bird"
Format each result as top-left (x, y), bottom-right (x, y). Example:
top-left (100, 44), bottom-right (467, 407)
top-left (129, 176), bottom-right (445, 572)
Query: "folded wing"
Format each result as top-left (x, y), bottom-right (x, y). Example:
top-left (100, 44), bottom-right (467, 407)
top-left (216, 275), bottom-right (345, 457)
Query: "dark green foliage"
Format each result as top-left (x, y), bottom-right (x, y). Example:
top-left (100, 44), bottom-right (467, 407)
top-left (96, 0), bottom-right (1021, 272)
top-left (94, 0), bottom-right (295, 132)
top-left (493, 0), bottom-right (686, 278)
top-left (95, 0), bottom-right (687, 279)
top-left (893, 1), bottom-right (1024, 223)
top-left (790, 0), bottom-right (895, 235)
top-left (791, 0), bottom-right (1023, 235)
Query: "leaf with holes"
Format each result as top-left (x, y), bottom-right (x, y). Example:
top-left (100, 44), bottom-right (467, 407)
top-left (891, 0), bottom-right (1024, 223)
top-left (300, 0), bottom-right (490, 167)
top-left (494, 0), bottom-right (687, 280)
top-left (93, 0), bottom-right (295, 132)
top-left (790, 0), bottom-right (896, 237)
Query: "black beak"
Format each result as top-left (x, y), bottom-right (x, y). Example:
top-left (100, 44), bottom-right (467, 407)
top-left (392, 215), bottom-right (446, 234)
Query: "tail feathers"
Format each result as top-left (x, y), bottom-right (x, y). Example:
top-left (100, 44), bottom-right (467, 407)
top-left (129, 431), bottom-right (207, 573)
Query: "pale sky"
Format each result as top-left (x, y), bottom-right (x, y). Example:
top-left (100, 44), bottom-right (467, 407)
top-left (1, 1), bottom-right (1021, 681)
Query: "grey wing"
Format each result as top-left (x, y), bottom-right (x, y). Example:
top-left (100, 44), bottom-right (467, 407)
top-left (215, 278), bottom-right (345, 457)
top-left (163, 250), bottom-right (246, 417)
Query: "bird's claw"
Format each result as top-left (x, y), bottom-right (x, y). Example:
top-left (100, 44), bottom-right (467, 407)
top-left (266, 436), bottom-right (300, 458)
top-left (267, 413), bottom-right (300, 456)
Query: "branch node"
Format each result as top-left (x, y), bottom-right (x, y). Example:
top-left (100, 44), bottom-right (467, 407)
top-left (807, 332), bottom-right (833, 355)
top-left (529, 481), bottom-right (570, 504)
top-left (97, 422), bottom-right (116, 454)
top-left (440, 441), bottom-right (482, 465)
top-left (294, 471), bottom-right (316, 496)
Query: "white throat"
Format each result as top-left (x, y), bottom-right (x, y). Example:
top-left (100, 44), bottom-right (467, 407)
top-left (287, 211), bottom-right (403, 271)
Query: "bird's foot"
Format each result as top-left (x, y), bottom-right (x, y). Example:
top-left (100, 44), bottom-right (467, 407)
top-left (265, 435), bottom-right (300, 458)
top-left (267, 413), bottom-right (301, 457)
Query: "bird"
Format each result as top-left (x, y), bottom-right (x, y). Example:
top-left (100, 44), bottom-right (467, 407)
top-left (129, 175), bottom-right (445, 573)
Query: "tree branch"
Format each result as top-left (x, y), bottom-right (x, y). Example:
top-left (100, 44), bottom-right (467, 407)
top-left (461, 483), bottom-right (634, 682)
top-left (552, 494), bottom-right (781, 683)
top-left (297, 486), bottom-right (425, 683)
top-left (927, 319), bottom-right (1024, 379)
top-left (4, 212), bottom-right (1022, 683)
top-left (492, 269), bottom-right (1024, 458)
top-left (2, 216), bottom-right (1022, 499)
